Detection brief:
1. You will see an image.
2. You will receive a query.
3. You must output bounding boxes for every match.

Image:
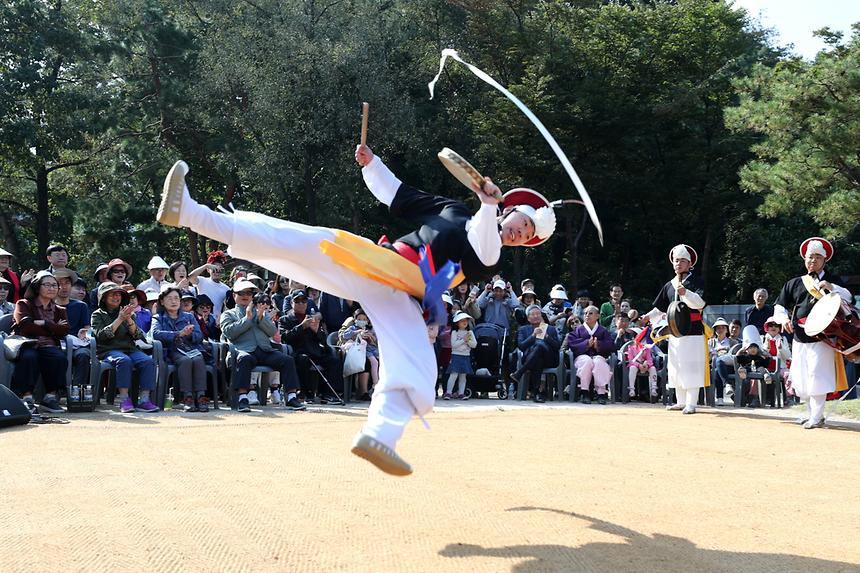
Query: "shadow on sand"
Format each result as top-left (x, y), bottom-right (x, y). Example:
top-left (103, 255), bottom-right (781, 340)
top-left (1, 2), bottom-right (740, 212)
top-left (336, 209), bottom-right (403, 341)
top-left (439, 506), bottom-right (857, 573)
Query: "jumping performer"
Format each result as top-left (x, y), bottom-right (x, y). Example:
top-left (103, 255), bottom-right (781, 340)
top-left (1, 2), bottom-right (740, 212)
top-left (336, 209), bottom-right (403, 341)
top-left (156, 144), bottom-right (557, 476)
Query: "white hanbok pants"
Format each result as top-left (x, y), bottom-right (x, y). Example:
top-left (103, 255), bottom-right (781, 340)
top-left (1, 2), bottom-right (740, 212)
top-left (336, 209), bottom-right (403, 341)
top-left (791, 340), bottom-right (837, 423)
top-left (181, 199), bottom-right (437, 449)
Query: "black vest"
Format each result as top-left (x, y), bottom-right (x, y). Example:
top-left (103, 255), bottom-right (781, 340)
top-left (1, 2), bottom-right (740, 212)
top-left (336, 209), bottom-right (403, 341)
top-left (652, 272), bottom-right (706, 336)
top-left (389, 183), bottom-right (499, 282)
top-left (775, 270), bottom-right (842, 344)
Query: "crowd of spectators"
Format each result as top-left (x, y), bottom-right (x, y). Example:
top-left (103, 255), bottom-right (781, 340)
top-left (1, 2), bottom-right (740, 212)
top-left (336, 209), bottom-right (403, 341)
top-left (0, 243), bottom-right (848, 416)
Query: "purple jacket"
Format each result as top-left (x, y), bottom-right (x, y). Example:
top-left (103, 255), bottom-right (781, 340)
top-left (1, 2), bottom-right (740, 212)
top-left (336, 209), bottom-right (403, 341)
top-left (566, 323), bottom-right (614, 358)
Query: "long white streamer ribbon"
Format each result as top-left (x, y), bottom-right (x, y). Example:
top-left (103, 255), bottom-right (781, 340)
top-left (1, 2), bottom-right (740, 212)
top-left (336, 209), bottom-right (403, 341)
top-left (429, 48), bottom-right (603, 245)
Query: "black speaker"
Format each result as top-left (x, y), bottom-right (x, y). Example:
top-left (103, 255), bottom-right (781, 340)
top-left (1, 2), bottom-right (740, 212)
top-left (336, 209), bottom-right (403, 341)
top-left (0, 384), bottom-right (31, 428)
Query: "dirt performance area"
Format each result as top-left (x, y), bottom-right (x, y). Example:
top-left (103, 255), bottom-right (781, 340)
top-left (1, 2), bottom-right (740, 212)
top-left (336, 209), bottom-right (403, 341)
top-left (1, 403), bottom-right (859, 573)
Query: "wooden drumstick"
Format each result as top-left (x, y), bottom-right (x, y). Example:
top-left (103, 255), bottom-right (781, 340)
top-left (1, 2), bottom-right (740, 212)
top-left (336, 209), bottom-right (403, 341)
top-left (360, 102), bottom-right (369, 146)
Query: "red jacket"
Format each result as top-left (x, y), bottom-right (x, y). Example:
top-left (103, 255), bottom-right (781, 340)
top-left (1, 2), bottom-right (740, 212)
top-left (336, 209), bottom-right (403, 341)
top-left (3, 269), bottom-right (21, 302)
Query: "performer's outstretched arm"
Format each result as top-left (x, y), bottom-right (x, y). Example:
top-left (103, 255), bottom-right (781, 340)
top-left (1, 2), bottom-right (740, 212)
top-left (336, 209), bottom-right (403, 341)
top-left (357, 145), bottom-right (401, 207)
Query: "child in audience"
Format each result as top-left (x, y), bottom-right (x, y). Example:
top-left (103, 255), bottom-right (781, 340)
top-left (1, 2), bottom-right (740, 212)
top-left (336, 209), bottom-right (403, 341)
top-left (626, 330), bottom-right (658, 398)
top-left (735, 325), bottom-right (772, 408)
top-left (444, 311), bottom-right (477, 400)
top-left (762, 316), bottom-right (792, 405)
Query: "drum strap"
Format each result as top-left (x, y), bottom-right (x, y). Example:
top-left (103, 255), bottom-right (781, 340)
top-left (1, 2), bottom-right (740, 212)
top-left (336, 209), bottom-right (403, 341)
top-left (801, 275), bottom-right (824, 300)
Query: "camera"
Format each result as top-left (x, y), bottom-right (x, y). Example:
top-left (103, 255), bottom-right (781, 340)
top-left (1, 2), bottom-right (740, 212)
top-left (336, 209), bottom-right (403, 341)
top-left (252, 292), bottom-right (272, 306)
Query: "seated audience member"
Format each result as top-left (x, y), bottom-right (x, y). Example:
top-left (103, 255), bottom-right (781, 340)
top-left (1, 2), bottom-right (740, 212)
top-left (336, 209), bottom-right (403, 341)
top-left (709, 317), bottom-right (734, 405)
top-left (559, 314), bottom-right (583, 347)
top-left (151, 287), bottom-right (210, 412)
top-left (221, 280), bottom-right (305, 412)
top-left (0, 247), bottom-right (34, 302)
top-left (53, 269), bottom-right (91, 395)
top-left (613, 314), bottom-right (635, 348)
top-left (279, 289), bottom-right (343, 404)
top-left (318, 291), bottom-right (357, 334)
top-left (246, 273), bottom-right (266, 292)
top-left (477, 279), bottom-right (518, 332)
top-left (106, 258), bottom-right (133, 288)
top-left (194, 294), bottom-right (221, 342)
top-left (541, 285), bottom-right (570, 330)
top-left (626, 330), bottom-right (659, 398)
top-left (450, 282), bottom-right (481, 321)
top-left (735, 325), bottom-right (772, 408)
top-left (0, 276), bottom-right (15, 315)
top-left (339, 308), bottom-right (380, 400)
top-left (122, 286), bottom-right (151, 334)
top-left (44, 244), bottom-right (71, 273)
top-left (599, 283), bottom-right (624, 328)
top-left (180, 290), bottom-right (196, 313)
top-left (88, 263), bottom-right (109, 309)
top-left (514, 286), bottom-right (540, 326)
top-left (762, 316), bottom-right (792, 405)
top-left (744, 288), bottom-right (774, 334)
top-left (222, 266), bottom-right (248, 311)
top-left (270, 275), bottom-right (290, 317)
top-left (10, 271), bottom-right (69, 413)
top-left (168, 261), bottom-right (194, 292)
top-left (189, 250), bottom-right (231, 319)
top-left (137, 256), bottom-right (170, 292)
top-left (567, 305), bottom-right (614, 405)
top-left (729, 319), bottom-right (742, 344)
top-left (570, 289), bottom-right (591, 320)
top-left (619, 300), bottom-right (631, 317)
top-left (91, 282), bottom-right (159, 413)
top-left (70, 277), bottom-right (88, 302)
top-left (511, 304), bottom-right (560, 403)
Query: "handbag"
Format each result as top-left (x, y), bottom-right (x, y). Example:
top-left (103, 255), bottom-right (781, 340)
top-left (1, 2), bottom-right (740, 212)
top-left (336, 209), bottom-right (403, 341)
top-left (342, 339), bottom-right (367, 377)
top-left (3, 335), bottom-right (39, 360)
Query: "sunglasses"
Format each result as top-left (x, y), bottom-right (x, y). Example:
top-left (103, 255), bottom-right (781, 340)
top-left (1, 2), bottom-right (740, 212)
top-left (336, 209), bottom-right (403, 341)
top-left (236, 290), bottom-right (255, 296)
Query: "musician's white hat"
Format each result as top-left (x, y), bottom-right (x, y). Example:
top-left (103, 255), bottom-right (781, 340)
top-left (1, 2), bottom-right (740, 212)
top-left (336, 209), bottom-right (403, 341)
top-left (668, 244), bottom-right (698, 267)
top-left (800, 237), bottom-right (833, 261)
top-left (502, 188), bottom-right (556, 247)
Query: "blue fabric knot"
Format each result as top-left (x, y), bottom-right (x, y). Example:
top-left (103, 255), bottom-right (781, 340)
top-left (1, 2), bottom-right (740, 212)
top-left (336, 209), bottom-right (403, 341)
top-left (417, 244), bottom-right (459, 326)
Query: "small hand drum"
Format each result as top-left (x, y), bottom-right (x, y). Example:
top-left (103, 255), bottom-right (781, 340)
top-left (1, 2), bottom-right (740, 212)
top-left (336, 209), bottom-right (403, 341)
top-left (667, 300), bottom-right (692, 338)
top-left (804, 292), bottom-right (860, 360)
top-left (437, 148), bottom-right (502, 200)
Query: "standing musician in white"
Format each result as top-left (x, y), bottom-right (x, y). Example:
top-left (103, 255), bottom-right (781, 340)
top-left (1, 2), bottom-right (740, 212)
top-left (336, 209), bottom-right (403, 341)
top-left (643, 244), bottom-right (708, 414)
top-left (773, 237), bottom-right (851, 429)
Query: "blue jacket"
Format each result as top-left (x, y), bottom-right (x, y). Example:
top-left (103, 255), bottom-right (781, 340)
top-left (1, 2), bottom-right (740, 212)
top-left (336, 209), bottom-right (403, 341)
top-left (477, 291), bottom-right (517, 331)
top-left (151, 311), bottom-right (204, 357)
top-left (517, 323), bottom-right (561, 354)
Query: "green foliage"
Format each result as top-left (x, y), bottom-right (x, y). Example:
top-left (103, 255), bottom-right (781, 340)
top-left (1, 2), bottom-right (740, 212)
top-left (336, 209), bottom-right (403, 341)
top-left (726, 25), bottom-right (860, 238)
top-left (2, 0), bottom-right (848, 304)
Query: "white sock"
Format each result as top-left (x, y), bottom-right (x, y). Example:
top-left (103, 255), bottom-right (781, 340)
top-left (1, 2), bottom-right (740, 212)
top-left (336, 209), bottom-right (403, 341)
top-left (287, 392), bottom-right (296, 401)
top-left (139, 390), bottom-right (150, 402)
top-left (362, 389), bottom-right (414, 449)
top-left (239, 392), bottom-right (248, 400)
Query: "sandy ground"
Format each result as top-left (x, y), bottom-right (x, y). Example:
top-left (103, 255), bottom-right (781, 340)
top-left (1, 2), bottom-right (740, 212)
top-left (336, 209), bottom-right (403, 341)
top-left (1, 402), bottom-right (859, 573)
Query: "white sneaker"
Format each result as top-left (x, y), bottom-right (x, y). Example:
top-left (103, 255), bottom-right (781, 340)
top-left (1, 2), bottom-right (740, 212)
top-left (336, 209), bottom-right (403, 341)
top-left (270, 389), bottom-right (282, 405)
top-left (725, 385), bottom-right (734, 398)
top-left (158, 160), bottom-right (188, 227)
top-left (716, 398), bottom-right (725, 406)
top-left (682, 405), bottom-right (696, 414)
top-left (666, 403), bottom-right (684, 411)
top-left (247, 390), bottom-right (260, 405)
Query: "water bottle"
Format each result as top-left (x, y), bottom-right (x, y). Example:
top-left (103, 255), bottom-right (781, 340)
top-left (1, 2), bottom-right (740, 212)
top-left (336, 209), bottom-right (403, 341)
top-left (83, 385), bottom-right (93, 402)
top-left (164, 389), bottom-right (174, 410)
top-left (69, 385), bottom-right (81, 402)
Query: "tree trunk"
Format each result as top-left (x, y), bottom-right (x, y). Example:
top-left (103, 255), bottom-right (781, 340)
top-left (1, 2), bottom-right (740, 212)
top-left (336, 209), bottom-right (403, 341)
top-left (186, 229), bottom-right (200, 268)
top-left (568, 209), bottom-right (588, 293)
top-left (35, 165), bottom-right (50, 257)
top-left (303, 146), bottom-right (317, 225)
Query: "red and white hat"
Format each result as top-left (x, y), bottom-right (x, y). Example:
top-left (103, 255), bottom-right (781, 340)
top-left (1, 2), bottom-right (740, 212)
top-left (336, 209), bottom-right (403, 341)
top-left (668, 244), bottom-right (698, 267)
top-left (800, 237), bottom-right (833, 261)
top-left (501, 188), bottom-right (556, 247)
